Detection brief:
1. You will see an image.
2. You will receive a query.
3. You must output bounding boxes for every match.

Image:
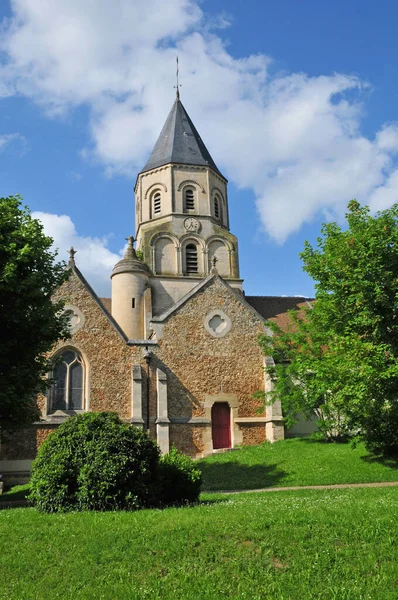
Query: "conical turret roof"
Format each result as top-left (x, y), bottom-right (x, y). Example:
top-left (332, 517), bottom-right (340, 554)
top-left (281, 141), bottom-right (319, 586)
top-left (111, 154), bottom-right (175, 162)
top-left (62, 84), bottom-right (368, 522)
top-left (141, 97), bottom-right (224, 178)
top-left (111, 236), bottom-right (150, 278)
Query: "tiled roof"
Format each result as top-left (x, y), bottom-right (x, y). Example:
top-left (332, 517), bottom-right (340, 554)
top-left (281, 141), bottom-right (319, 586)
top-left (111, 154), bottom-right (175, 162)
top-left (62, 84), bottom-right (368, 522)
top-left (245, 296), bottom-right (314, 330)
top-left (100, 297), bottom-right (111, 313)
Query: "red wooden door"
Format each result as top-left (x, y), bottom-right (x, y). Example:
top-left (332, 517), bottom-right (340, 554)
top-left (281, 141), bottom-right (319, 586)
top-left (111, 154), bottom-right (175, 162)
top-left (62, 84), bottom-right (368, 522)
top-left (211, 403), bottom-right (231, 449)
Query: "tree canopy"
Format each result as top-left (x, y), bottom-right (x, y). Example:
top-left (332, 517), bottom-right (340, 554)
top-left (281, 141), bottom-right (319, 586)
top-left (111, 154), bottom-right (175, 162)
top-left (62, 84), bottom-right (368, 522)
top-left (259, 200), bottom-right (398, 454)
top-left (0, 196), bottom-right (69, 432)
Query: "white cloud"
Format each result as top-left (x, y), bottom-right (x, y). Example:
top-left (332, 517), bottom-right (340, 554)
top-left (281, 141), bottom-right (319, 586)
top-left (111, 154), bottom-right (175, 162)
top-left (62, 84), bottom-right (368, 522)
top-left (3, 0), bottom-right (398, 242)
top-left (32, 211), bottom-right (123, 296)
top-left (0, 132), bottom-right (25, 151)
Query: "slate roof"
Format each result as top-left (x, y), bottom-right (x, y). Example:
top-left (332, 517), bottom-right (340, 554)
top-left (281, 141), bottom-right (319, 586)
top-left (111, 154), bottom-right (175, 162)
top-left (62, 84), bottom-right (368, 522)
top-left (245, 296), bottom-right (314, 330)
top-left (141, 98), bottom-right (224, 178)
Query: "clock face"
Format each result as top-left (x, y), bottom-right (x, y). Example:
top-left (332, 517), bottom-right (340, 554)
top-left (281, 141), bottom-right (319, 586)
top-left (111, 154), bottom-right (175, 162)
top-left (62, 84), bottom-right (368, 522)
top-left (184, 217), bottom-right (201, 232)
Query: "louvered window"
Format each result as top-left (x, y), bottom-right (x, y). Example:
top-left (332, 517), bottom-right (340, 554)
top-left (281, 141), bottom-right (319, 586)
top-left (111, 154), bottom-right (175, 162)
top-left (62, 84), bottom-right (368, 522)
top-left (184, 188), bottom-right (195, 211)
top-left (50, 350), bottom-right (84, 411)
top-left (185, 244), bottom-right (198, 273)
top-left (153, 192), bottom-right (161, 215)
top-left (214, 194), bottom-right (222, 220)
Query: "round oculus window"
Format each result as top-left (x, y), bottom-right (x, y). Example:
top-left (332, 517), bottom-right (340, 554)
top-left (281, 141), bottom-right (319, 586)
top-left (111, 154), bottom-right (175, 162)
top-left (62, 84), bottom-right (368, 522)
top-left (204, 309), bottom-right (231, 338)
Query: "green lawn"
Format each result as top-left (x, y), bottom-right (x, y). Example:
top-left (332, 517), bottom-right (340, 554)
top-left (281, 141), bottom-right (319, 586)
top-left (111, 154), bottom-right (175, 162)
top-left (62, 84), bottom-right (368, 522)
top-left (0, 487), bottom-right (397, 599)
top-left (198, 438), bottom-right (398, 491)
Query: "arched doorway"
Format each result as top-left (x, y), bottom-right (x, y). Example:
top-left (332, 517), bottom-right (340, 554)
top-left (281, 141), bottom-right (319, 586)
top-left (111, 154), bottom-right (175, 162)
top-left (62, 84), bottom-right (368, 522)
top-left (211, 403), bottom-right (231, 449)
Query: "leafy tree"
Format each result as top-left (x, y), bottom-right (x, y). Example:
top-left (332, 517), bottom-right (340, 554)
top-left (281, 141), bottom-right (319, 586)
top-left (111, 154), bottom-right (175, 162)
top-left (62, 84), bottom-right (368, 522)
top-left (0, 195), bottom-right (69, 432)
top-left (259, 200), bottom-right (398, 453)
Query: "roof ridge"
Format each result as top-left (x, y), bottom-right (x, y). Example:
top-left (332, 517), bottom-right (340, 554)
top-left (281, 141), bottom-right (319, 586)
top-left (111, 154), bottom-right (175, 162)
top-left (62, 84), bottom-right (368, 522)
top-left (246, 295), bottom-right (315, 300)
top-left (69, 265), bottom-right (127, 342)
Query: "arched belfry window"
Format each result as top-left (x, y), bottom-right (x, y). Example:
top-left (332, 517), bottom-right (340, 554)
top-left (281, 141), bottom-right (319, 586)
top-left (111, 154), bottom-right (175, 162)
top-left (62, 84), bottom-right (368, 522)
top-left (153, 191), bottom-right (161, 216)
top-left (184, 187), bottom-right (195, 212)
top-left (185, 243), bottom-right (198, 274)
top-left (214, 194), bottom-right (222, 221)
top-left (50, 349), bottom-right (84, 411)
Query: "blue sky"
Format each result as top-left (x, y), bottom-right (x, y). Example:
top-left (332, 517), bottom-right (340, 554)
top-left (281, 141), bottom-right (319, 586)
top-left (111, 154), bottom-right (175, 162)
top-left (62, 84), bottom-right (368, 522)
top-left (1, 0), bottom-right (398, 297)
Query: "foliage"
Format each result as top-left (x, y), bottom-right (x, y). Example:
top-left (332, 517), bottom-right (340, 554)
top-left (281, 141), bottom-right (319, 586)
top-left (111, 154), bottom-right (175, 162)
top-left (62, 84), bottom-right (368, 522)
top-left (29, 412), bottom-right (161, 512)
top-left (0, 195), bottom-right (69, 432)
top-left (2, 489), bottom-right (398, 599)
top-left (135, 249), bottom-right (144, 262)
top-left (29, 412), bottom-right (203, 512)
top-left (197, 437), bottom-right (398, 491)
top-left (259, 200), bottom-right (398, 452)
top-left (158, 446), bottom-right (202, 505)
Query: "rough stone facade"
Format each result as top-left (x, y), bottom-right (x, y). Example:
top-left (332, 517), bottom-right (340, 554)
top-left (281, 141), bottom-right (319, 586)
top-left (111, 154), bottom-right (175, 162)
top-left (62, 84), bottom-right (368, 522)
top-left (156, 278), bottom-right (265, 416)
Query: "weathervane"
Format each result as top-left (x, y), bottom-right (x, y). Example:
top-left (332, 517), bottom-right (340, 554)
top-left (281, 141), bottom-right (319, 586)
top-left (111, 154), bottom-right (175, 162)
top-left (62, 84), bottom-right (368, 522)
top-left (174, 56), bottom-right (182, 100)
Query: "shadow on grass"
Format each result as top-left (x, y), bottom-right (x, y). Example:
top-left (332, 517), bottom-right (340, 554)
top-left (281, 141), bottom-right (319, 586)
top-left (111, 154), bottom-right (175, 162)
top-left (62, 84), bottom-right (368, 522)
top-left (360, 454), bottom-right (398, 470)
top-left (0, 485), bottom-right (30, 509)
top-left (198, 460), bottom-right (287, 491)
top-left (199, 498), bottom-right (232, 505)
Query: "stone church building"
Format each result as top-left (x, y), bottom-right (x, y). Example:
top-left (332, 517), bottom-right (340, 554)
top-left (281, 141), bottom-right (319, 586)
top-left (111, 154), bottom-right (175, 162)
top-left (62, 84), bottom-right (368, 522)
top-left (1, 95), bottom-right (312, 481)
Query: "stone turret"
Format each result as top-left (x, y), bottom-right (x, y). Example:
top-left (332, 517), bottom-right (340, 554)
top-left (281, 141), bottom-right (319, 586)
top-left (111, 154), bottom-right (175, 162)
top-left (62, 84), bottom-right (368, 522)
top-left (111, 236), bottom-right (150, 339)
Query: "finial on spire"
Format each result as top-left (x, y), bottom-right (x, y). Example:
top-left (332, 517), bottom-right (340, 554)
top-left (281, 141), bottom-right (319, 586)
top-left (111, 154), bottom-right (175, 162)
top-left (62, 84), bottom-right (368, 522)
top-left (174, 56), bottom-right (182, 100)
top-left (125, 235), bottom-right (136, 246)
top-left (68, 246), bottom-right (77, 266)
top-left (124, 235), bottom-right (138, 260)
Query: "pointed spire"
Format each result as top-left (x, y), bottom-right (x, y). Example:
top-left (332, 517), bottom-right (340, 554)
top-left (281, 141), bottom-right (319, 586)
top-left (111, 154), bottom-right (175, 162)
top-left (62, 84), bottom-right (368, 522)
top-left (124, 235), bottom-right (138, 260)
top-left (111, 235), bottom-right (150, 278)
top-left (141, 97), bottom-right (224, 178)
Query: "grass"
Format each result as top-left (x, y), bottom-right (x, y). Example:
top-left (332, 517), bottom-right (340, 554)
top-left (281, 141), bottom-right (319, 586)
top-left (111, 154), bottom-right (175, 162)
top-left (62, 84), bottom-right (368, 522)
top-left (197, 437), bottom-right (398, 491)
top-left (0, 487), bottom-right (397, 599)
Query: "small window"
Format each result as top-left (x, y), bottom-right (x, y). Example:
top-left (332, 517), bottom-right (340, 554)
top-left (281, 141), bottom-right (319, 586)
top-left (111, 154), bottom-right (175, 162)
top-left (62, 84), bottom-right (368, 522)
top-left (50, 350), bottom-right (84, 411)
top-left (185, 244), bottom-right (198, 273)
top-left (184, 187), bottom-right (195, 212)
top-left (153, 191), bottom-right (161, 215)
top-left (214, 194), bottom-right (222, 221)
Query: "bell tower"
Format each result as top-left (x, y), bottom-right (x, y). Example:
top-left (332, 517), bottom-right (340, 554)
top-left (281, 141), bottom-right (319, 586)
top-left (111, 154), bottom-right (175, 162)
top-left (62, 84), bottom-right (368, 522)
top-left (134, 95), bottom-right (242, 315)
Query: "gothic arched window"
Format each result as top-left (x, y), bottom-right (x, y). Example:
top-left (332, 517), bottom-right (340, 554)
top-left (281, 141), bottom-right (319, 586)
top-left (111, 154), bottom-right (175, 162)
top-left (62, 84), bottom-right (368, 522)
top-left (153, 191), bottom-right (161, 216)
top-left (50, 349), bottom-right (84, 411)
top-left (185, 243), bottom-right (198, 274)
top-left (184, 187), bottom-right (195, 212)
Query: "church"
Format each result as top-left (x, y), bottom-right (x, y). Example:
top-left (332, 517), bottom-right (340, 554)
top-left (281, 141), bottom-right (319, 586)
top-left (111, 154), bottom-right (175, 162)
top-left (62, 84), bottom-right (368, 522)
top-left (0, 94), bottom-right (312, 482)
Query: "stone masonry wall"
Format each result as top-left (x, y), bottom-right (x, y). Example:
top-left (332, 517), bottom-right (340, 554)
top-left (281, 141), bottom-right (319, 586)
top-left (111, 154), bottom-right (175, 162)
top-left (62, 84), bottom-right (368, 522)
top-left (50, 269), bottom-right (143, 417)
top-left (1, 426), bottom-right (56, 460)
top-left (0, 268), bottom-right (144, 462)
top-left (155, 276), bottom-right (266, 454)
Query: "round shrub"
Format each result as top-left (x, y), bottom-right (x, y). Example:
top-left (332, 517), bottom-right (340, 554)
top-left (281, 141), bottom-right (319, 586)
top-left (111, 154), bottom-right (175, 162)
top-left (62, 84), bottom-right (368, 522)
top-left (158, 446), bottom-right (202, 505)
top-left (29, 412), bottom-right (160, 512)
